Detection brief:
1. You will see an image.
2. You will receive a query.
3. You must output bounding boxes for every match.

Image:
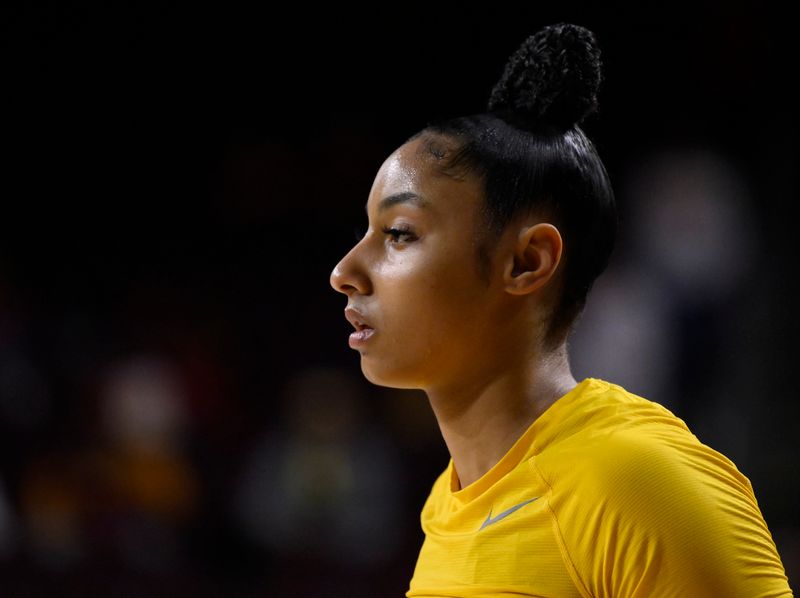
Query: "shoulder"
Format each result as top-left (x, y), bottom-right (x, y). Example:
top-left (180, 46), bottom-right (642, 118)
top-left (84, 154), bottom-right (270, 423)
top-left (562, 425), bottom-right (757, 529)
top-left (560, 379), bottom-right (755, 506)
top-left (539, 378), bottom-right (747, 490)
top-left (536, 379), bottom-right (723, 488)
top-left (539, 385), bottom-right (792, 597)
top-left (544, 393), bottom-right (761, 550)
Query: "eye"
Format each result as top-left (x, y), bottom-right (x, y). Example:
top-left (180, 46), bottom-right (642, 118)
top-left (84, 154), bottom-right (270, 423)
top-left (382, 225), bottom-right (417, 244)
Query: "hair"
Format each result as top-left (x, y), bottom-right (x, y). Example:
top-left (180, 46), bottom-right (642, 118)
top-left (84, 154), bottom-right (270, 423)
top-left (407, 23), bottom-right (617, 348)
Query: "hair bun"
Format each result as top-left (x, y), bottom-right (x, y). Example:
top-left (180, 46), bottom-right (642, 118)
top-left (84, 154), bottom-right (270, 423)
top-left (487, 23), bottom-right (603, 130)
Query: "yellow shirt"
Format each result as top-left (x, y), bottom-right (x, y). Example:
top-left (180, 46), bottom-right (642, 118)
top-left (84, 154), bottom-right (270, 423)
top-left (407, 377), bottom-right (793, 597)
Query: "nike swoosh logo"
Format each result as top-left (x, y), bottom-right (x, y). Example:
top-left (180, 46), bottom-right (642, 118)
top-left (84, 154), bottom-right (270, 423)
top-left (479, 496), bottom-right (541, 531)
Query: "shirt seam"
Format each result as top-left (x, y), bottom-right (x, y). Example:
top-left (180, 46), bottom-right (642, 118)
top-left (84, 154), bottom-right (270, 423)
top-left (531, 457), bottom-right (593, 598)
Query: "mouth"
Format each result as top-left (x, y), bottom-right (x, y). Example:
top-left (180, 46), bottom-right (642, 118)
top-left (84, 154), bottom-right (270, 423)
top-left (344, 307), bottom-right (375, 348)
top-left (353, 320), bottom-right (372, 332)
top-left (344, 307), bottom-right (374, 332)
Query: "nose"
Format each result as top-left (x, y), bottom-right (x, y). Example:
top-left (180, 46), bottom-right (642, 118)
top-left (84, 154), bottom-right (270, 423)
top-left (330, 242), bottom-right (372, 296)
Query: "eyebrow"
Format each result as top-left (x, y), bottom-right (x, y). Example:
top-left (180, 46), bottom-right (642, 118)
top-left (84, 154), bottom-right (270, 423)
top-left (365, 192), bottom-right (430, 214)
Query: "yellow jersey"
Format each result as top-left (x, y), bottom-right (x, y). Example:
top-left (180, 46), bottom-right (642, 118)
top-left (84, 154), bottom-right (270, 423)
top-left (407, 377), bottom-right (793, 597)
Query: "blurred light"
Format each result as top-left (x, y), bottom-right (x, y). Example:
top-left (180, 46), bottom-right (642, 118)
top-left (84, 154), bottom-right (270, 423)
top-left (627, 148), bottom-right (756, 304)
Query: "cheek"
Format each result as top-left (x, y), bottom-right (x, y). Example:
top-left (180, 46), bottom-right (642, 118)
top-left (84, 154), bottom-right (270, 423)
top-left (375, 243), bottom-right (489, 335)
top-left (385, 267), bottom-right (482, 345)
top-left (360, 267), bottom-right (489, 387)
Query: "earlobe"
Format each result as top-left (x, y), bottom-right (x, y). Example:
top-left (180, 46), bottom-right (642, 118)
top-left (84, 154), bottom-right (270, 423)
top-left (504, 223), bottom-right (562, 296)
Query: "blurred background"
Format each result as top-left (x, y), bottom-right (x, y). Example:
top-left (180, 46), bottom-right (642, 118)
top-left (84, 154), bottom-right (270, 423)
top-left (0, 2), bottom-right (797, 596)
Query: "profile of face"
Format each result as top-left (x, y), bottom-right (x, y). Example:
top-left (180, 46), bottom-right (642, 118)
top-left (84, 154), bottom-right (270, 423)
top-left (330, 136), bottom-right (494, 390)
top-left (330, 136), bottom-right (564, 392)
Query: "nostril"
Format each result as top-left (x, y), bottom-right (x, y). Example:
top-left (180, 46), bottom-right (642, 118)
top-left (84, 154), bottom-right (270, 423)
top-left (330, 265), bottom-right (349, 293)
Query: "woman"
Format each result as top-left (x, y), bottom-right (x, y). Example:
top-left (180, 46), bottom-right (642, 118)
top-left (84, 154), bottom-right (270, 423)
top-left (330, 23), bottom-right (792, 597)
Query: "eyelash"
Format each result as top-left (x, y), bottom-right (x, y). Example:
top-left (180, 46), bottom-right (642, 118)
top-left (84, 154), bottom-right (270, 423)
top-left (381, 225), bottom-right (416, 243)
top-left (353, 225), bottom-right (417, 243)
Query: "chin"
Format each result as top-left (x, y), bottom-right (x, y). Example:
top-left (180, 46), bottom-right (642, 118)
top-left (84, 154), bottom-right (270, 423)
top-left (359, 357), bottom-right (423, 390)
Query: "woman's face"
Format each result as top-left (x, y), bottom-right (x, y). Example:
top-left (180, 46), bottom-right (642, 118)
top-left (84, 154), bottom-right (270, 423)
top-left (330, 136), bottom-right (513, 391)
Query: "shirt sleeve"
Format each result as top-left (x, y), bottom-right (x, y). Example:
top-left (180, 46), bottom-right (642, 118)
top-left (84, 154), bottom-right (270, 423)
top-left (549, 430), bottom-right (794, 598)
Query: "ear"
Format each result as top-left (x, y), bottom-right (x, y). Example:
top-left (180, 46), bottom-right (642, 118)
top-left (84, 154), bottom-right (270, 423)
top-left (504, 223), bottom-right (563, 296)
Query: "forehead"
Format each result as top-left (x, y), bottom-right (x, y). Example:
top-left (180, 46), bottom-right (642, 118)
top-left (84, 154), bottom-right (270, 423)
top-left (367, 136), bottom-right (483, 214)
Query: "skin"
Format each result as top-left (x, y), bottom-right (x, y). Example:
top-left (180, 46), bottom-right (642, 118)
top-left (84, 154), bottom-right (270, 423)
top-left (329, 135), bottom-right (578, 489)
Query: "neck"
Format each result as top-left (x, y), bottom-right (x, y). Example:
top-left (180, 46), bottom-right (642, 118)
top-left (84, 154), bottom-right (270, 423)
top-left (426, 344), bottom-right (576, 490)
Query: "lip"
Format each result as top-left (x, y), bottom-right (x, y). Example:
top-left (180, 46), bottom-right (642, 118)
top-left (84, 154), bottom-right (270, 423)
top-left (344, 307), bottom-right (376, 348)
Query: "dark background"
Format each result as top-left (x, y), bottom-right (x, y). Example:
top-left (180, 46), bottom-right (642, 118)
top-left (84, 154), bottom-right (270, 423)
top-left (1, 2), bottom-right (797, 596)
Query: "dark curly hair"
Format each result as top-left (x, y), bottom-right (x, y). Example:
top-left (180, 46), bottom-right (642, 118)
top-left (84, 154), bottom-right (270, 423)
top-left (406, 23), bottom-right (617, 348)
